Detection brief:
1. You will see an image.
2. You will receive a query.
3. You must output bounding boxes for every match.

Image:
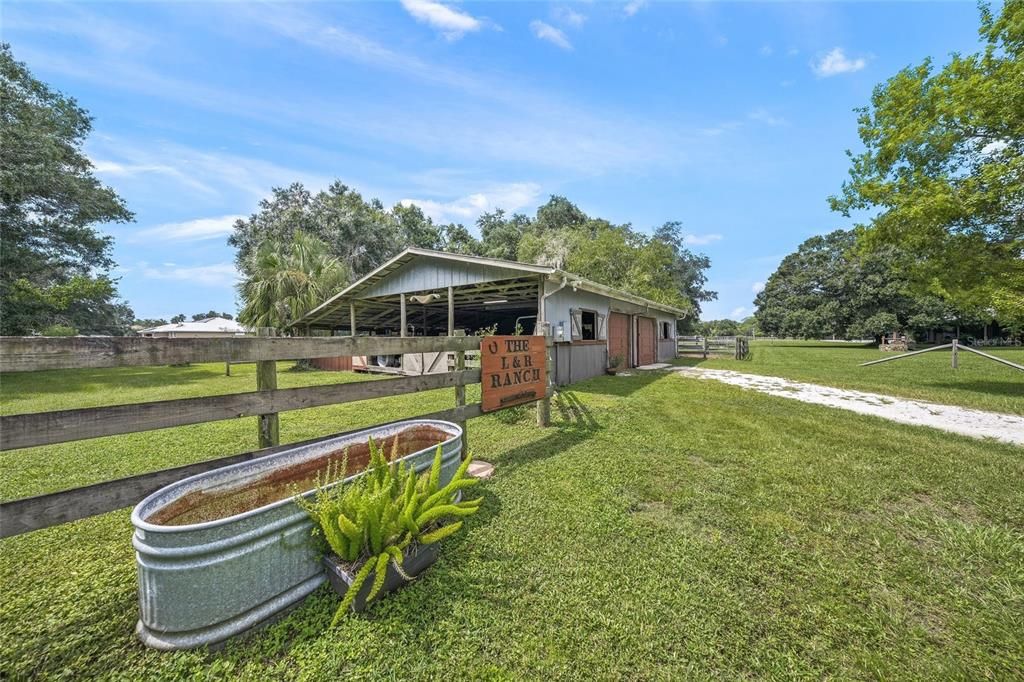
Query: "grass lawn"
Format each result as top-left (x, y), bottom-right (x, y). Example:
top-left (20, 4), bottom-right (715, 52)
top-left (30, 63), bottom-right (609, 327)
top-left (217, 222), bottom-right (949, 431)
top-left (677, 340), bottom-right (1024, 415)
top-left (2, 364), bottom-right (1022, 679)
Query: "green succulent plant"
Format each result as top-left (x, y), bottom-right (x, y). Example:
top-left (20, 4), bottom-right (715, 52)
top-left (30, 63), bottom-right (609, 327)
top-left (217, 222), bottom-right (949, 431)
top-left (299, 439), bottom-right (482, 624)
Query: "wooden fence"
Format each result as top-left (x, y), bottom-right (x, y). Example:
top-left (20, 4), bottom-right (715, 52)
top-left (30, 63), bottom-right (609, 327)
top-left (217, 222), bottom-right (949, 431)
top-left (0, 334), bottom-right (553, 538)
top-left (677, 336), bottom-right (750, 360)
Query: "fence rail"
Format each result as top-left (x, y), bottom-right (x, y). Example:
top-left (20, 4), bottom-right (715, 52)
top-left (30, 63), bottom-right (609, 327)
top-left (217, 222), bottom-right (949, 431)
top-left (0, 333), bottom-right (547, 539)
top-left (0, 335), bottom-right (480, 373)
top-left (0, 369), bottom-right (481, 451)
top-left (677, 335), bottom-right (750, 360)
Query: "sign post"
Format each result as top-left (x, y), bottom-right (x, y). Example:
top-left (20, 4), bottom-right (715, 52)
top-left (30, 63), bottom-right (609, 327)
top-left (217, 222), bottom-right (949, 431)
top-left (480, 335), bottom-right (548, 413)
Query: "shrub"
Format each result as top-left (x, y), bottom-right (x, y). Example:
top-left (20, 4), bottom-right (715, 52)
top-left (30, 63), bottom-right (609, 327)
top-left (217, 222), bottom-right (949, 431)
top-left (299, 440), bottom-right (482, 624)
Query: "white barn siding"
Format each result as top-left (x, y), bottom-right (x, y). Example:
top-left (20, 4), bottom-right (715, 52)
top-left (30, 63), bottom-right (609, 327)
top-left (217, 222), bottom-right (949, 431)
top-left (361, 259), bottom-right (533, 298)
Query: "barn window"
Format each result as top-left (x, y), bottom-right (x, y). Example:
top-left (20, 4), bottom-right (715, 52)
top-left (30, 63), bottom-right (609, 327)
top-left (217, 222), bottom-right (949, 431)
top-left (580, 310), bottom-right (597, 340)
top-left (661, 321), bottom-right (672, 339)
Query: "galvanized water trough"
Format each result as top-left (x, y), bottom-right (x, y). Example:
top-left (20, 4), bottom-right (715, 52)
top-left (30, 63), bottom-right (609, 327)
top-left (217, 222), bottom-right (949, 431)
top-left (131, 419), bottom-right (463, 651)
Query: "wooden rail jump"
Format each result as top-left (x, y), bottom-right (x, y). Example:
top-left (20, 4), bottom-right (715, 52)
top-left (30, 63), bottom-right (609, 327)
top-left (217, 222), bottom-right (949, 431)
top-left (0, 334), bottom-right (553, 538)
top-left (859, 339), bottom-right (1024, 372)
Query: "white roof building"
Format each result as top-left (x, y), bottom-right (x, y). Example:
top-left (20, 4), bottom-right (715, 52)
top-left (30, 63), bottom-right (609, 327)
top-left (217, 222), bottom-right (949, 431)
top-left (139, 317), bottom-right (250, 338)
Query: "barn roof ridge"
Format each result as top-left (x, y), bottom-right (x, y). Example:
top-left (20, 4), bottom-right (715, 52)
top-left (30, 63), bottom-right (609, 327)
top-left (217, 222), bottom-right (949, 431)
top-left (297, 248), bottom-right (688, 328)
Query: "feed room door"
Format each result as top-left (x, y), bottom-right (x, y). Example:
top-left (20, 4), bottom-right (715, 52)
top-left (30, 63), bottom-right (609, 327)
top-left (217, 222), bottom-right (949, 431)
top-left (637, 316), bottom-right (656, 366)
top-left (608, 312), bottom-right (630, 367)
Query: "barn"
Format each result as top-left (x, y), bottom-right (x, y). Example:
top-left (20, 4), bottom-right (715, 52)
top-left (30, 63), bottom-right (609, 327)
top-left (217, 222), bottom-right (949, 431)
top-left (296, 248), bottom-right (685, 385)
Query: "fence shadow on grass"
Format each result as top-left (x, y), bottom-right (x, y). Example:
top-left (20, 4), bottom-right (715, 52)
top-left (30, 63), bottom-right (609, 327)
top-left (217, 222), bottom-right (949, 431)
top-left (928, 380), bottom-right (1024, 399)
top-left (566, 370), bottom-right (667, 398)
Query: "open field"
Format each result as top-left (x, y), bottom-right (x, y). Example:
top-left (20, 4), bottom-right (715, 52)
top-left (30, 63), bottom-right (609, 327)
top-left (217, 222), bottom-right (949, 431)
top-left (2, 364), bottom-right (1022, 679)
top-left (678, 341), bottom-right (1024, 415)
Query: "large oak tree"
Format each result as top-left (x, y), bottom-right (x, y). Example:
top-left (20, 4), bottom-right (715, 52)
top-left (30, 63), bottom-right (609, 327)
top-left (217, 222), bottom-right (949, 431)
top-left (830, 1), bottom-right (1024, 331)
top-left (1, 44), bottom-right (134, 335)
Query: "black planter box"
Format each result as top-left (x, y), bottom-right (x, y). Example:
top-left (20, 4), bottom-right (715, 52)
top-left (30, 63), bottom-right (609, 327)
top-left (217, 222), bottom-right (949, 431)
top-left (322, 543), bottom-right (439, 613)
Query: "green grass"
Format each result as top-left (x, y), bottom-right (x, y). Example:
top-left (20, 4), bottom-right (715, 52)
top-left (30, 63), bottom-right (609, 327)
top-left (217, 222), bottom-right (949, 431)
top-left (1, 364), bottom-right (1022, 679)
top-left (678, 340), bottom-right (1024, 415)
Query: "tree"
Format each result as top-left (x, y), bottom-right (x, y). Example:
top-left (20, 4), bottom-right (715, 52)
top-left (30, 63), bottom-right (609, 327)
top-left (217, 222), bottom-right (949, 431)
top-left (237, 230), bottom-right (350, 331)
top-left (1, 44), bottom-right (134, 335)
top-left (517, 202), bottom-right (716, 316)
top-left (477, 208), bottom-right (532, 260)
top-left (829, 1), bottom-right (1024, 330)
top-left (699, 319), bottom-right (740, 336)
top-left (191, 311), bottom-right (233, 321)
top-left (170, 314), bottom-right (187, 324)
top-left (439, 223), bottom-right (482, 255)
top-left (754, 229), bottom-right (981, 340)
top-left (134, 318), bottom-right (168, 328)
top-left (230, 182), bottom-right (446, 282)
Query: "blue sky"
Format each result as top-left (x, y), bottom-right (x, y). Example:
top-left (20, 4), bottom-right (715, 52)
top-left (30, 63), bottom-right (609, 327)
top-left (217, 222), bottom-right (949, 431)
top-left (5, 1), bottom-right (982, 321)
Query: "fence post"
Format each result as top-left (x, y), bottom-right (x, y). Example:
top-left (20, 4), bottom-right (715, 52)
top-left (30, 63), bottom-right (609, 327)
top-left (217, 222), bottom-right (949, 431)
top-left (256, 328), bottom-right (279, 448)
top-left (951, 338), bottom-right (959, 369)
top-left (702, 336), bottom-right (709, 360)
top-left (537, 321), bottom-right (552, 427)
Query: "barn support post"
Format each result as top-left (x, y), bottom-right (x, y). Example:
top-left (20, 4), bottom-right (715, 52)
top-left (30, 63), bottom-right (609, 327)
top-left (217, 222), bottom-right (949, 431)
top-left (349, 302), bottom-right (356, 337)
top-left (448, 286), bottom-right (468, 452)
top-left (537, 321), bottom-right (552, 427)
top-left (256, 327), bottom-right (280, 448)
top-left (400, 293), bottom-right (407, 337)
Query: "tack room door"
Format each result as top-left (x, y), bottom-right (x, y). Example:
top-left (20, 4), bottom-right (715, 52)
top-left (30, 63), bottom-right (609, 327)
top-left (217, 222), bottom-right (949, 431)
top-left (608, 312), bottom-right (630, 367)
top-left (636, 316), bottom-right (656, 366)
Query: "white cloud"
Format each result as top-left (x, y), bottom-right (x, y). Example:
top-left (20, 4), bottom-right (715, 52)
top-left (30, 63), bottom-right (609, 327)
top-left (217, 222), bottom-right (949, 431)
top-left (759, 44), bottom-right (774, 57)
top-left (400, 0), bottom-right (483, 40)
top-left (28, 4), bottom-right (689, 175)
top-left (132, 214), bottom-right (245, 242)
top-left (141, 262), bottom-right (241, 288)
top-left (553, 6), bottom-right (586, 28)
top-left (683, 233), bottom-right (723, 246)
top-left (401, 182), bottom-right (542, 223)
top-left (90, 139), bottom-right (332, 203)
top-left (752, 281), bottom-right (765, 294)
top-left (624, 0), bottom-right (648, 17)
top-left (530, 20), bottom-right (572, 50)
top-left (748, 108), bottom-right (787, 127)
top-left (812, 48), bottom-right (866, 77)
top-left (730, 306), bottom-right (748, 319)
top-left (981, 139), bottom-right (1009, 156)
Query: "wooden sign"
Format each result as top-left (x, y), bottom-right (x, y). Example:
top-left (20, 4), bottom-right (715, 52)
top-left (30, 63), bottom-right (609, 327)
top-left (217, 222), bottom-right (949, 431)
top-left (480, 335), bottom-right (547, 413)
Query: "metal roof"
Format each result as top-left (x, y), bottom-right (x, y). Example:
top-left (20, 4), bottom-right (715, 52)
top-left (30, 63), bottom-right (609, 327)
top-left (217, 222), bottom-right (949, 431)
top-left (297, 248), bottom-right (688, 327)
top-left (139, 317), bottom-right (250, 334)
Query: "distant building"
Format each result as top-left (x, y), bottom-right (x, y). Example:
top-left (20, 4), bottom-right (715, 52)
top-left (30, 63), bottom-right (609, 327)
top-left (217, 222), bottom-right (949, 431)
top-left (295, 248), bottom-right (686, 385)
top-left (139, 317), bottom-right (250, 338)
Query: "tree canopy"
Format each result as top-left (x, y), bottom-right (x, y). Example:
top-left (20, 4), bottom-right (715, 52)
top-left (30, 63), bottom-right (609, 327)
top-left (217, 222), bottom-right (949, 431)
top-left (229, 183), bottom-right (446, 281)
top-left (237, 230), bottom-right (349, 330)
top-left (1, 44), bottom-right (134, 335)
top-left (754, 230), bottom-right (983, 339)
top-left (230, 191), bottom-right (716, 318)
top-left (829, 0), bottom-right (1024, 331)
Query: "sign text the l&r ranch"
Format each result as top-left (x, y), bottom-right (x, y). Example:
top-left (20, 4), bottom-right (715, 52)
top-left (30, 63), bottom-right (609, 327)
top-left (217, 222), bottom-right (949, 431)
top-left (479, 335), bottom-right (547, 413)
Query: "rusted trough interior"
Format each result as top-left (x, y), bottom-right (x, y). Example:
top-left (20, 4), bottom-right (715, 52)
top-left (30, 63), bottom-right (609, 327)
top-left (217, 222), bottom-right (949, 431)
top-left (147, 424), bottom-right (451, 526)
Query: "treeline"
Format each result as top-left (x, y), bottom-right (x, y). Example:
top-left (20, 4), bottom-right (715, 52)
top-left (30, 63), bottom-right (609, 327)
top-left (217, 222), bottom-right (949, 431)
top-left (231, 188), bottom-right (718, 329)
top-left (754, 230), bottom-right (1008, 341)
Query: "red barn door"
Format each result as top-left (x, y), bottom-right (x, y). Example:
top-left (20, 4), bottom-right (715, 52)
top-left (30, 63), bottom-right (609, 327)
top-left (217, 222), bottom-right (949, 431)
top-left (608, 312), bottom-right (630, 368)
top-left (637, 317), bottom-right (656, 366)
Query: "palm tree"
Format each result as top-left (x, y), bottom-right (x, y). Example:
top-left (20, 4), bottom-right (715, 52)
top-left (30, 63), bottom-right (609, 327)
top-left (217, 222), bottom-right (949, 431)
top-left (237, 230), bottom-right (349, 332)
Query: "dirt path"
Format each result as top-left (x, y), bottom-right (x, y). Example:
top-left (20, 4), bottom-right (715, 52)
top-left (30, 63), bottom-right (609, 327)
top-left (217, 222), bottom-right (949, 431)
top-left (672, 367), bottom-right (1024, 446)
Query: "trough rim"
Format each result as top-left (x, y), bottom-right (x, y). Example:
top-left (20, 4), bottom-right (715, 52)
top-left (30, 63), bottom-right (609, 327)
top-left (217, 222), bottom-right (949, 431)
top-left (130, 419), bottom-right (463, 534)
